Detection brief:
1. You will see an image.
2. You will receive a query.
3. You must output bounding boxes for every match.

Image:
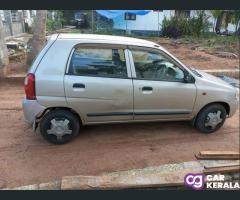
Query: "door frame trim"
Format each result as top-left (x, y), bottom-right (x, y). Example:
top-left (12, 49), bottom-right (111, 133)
top-left (87, 111), bottom-right (190, 117)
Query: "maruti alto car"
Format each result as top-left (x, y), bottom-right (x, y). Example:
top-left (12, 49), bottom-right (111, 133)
top-left (22, 34), bottom-right (239, 144)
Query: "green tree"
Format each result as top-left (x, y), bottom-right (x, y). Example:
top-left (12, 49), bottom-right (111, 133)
top-left (210, 10), bottom-right (222, 32)
top-left (231, 10), bottom-right (240, 33)
top-left (223, 11), bottom-right (232, 33)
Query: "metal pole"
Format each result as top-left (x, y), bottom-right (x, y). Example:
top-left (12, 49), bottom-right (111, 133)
top-left (158, 11), bottom-right (160, 36)
top-left (91, 10), bottom-right (94, 33)
top-left (125, 10), bottom-right (128, 35)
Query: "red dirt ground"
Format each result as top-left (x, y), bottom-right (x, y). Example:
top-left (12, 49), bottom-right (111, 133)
top-left (155, 39), bottom-right (239, 70)
top-left (0, 82), bottom-right (239, 188)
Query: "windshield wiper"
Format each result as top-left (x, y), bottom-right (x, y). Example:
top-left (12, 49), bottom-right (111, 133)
top-left (190, 67), bottom-right (202, 77)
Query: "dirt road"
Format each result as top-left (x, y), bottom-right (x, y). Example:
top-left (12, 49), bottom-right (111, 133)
top-left (0, 81), bottom-right (239, 188)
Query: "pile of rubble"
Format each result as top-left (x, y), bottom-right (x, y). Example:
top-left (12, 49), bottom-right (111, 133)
top-left (6, 34), bottom-right (32, 62)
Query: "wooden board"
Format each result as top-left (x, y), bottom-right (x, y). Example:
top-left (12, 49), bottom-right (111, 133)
top-left (61, 169), bottom-right (201, 190)
top-left (204, 162), bottom-right (240, 169)
top-left (195, 154), bottom-right (240, 160)
top-left (203, 165), bottom-right (240, 174)
top-left (200, 151), bottom-right (240, 156)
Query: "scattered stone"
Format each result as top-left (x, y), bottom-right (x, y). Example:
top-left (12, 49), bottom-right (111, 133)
top-left (8, 48), bottom-right (15, 56)
top-left (196, 47), bottom-right (205, 51)
top-left (9, 51), bottom-right (26, 62)
top-left (216, 51), bottom-right (238, 59)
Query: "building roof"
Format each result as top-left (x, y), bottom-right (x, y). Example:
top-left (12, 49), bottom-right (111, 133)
top-left (57, 33), bottom-right (159, 47)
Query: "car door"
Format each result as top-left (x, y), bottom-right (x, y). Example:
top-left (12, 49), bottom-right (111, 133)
top-left (64, 43), bottom-right (134, 124)
top-left (128, 46), bottom-right (197, 121)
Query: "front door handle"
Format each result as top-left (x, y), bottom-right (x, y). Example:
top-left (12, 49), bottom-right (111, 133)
top-left (142, 86), bottom-right (153, 91)
top-left (73, 83), bottom-right (85, 88)
top-left (141, 86), bottom-right (153, 94)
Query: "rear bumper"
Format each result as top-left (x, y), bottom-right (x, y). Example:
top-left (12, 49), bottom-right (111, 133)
top-left (22, 98), bottom-right (46, 124)
top-left (228, 99), bottom-right (239, 117)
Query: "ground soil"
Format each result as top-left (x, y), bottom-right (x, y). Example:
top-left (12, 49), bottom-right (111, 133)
top-left (154, 38), bottom-right (239, 70)
top-left (0, 81), bottom-right (239, 188)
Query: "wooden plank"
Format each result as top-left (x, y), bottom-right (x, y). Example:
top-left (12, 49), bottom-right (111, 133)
top-left (61, 169), bottom-right (201, 190)
top-left (195, 154), bottom-right (239, 160)
top-left (200, 151), bottom-right (240, 156)
top-left (203, 165), bottom-right (240, 174)
top-left (204, 162), bottom-right (240, 169)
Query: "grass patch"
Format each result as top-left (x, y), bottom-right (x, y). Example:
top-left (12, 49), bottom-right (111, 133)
top-left (179, 33), bottom-right (239, 53)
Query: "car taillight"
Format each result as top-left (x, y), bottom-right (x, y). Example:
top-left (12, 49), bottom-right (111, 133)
top-left (24, 73), bottom-right (36, 100)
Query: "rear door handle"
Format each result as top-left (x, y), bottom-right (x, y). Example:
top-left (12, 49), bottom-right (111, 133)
top-left (73, 83), bottom-right (85, 88)
top-left (142, 86), bottom-right (153, 91)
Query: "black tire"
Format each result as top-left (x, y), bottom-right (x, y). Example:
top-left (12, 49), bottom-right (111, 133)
top-left (195, 104), bottom-right (227, 133)
top-left (40, 109), bottom-right (80, 144)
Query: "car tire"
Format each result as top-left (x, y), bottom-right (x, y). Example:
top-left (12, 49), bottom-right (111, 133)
top-left (195, 104), bottom-right (227, 133)
top-left (40, 109), bottom-right (80, 144)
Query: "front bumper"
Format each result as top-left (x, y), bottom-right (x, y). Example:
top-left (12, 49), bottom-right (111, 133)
top-left (22, 98), bottom-right (46, 125)
top-left (228, 99), bottom-right (239, 117)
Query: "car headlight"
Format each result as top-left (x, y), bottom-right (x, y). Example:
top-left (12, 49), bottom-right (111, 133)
top-left (235, 88), bottom-right (239, 101)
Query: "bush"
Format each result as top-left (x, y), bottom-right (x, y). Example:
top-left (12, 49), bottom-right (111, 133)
top-left (162, 11), bottom-right (212, 38)
top-left (46, 11), bottom-right (65, 32)
top-left (46, 19), bottom-right (62, 32)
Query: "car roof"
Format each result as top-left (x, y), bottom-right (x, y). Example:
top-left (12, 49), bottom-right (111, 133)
top-left (57, 33), bottom-right (160, 48)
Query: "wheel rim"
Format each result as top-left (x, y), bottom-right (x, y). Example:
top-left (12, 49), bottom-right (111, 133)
top-left (47, 118), bottom-right (72, 140)
top-left (204, 110), bottom-right (223, 130)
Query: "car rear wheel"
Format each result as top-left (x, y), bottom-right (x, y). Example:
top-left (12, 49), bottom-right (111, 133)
top-left (40, 109), bottom-right (80, 144)
top-left (195, 104), bottom-right (227, 133)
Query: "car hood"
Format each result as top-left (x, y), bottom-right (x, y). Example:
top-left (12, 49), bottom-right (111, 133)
top-left (195, 69), bottom-right (235, 90)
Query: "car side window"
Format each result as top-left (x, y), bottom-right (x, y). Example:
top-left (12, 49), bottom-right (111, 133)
top-left (69, 46), bottom-right (128, 78)
top-left (131, 49), bottom-right (185, 82)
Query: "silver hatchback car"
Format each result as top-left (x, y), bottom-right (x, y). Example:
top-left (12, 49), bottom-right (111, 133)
top-left (22, 34), bottom-right (239, 144)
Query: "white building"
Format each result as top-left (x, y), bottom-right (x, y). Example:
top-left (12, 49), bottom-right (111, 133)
top-left (110, 10), bottom-right (236, 33)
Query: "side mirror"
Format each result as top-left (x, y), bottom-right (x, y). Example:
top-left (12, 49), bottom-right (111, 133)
top-left (184, 72), bottom-right (195, 83)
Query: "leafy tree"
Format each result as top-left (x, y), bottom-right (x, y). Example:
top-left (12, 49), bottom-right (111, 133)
top-left (210, 10), bottom-right (222, 32)
top-left (231, 10), bottom-right (240, 33)
top-left (46, 10), bottom-right (65, 32)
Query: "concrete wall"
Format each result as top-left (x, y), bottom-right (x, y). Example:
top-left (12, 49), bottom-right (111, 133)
top-left (2, 21), bottom-right (24, 37)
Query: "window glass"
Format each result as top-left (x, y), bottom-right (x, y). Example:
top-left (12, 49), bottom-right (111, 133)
top-left (131, 49), bottom-right (184, 81)
top-left (69, 47), bottom-right (128, 78)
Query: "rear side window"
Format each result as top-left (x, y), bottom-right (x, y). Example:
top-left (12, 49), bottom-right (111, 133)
top-left (68, 46), bottom-right (128, 78)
